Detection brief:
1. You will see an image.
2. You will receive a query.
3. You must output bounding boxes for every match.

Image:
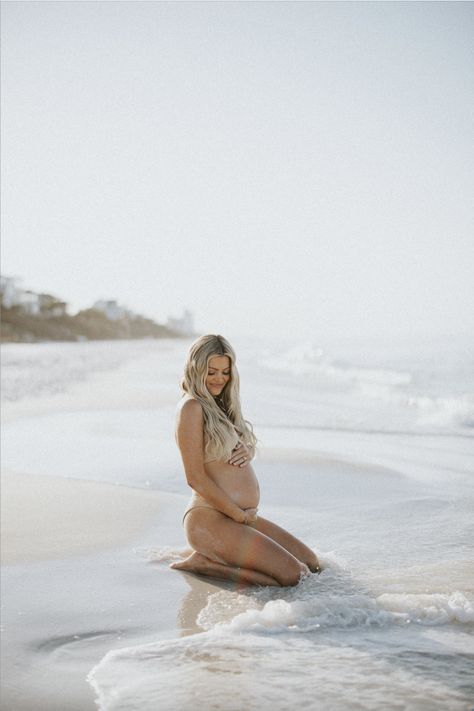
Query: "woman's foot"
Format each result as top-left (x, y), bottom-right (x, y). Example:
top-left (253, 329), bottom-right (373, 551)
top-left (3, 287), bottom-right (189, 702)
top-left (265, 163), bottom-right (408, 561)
top-left (169, 551), bottom-right (214, 575)
top-left (170, 551), bottom-right (280, 586)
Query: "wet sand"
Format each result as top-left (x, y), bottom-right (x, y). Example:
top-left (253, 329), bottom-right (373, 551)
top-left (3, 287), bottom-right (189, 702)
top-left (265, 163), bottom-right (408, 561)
top-left (1, 470), bottom-right (229, 710)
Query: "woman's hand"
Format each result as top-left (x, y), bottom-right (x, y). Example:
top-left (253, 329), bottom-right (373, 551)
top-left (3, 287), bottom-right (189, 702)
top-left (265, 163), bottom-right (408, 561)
top-left (237, 507), bottom-right (258, 526)
top-left (228, 441), bottom-right (252, 467)
top-left (244, 507), bottom-right (258, 527)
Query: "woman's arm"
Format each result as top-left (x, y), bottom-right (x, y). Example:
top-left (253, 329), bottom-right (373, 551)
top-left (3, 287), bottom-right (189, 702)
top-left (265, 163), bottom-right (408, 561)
top-left (176, 399), bottom-right (248, 524)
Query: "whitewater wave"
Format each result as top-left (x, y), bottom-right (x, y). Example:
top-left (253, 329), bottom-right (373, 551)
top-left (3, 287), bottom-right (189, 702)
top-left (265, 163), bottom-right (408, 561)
top-left (196, 569), bottom-right (474, 634)
top-left (88, 552), bottom-right (474, 711)
top-left (261, 343), bottom-right (412, 387)
top-left (87, 567), bottom-right (474, 711)
top-left (260, 342), bottom-right (474, 432)
top-left (88, 629), bottom-right (473, 711)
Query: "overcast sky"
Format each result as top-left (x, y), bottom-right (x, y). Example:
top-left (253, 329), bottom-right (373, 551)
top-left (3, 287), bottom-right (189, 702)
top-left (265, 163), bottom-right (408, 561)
top-left (2, 1), bottom-right (473, 342)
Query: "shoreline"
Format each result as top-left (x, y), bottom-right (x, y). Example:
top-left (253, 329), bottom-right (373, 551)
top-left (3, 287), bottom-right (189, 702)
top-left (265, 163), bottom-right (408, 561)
top-left (2, 456), bottom-right (473, 709)
top-left (1, 337), bottom-right (472, 709)
top-left (0, 470), bottom-right (226, 710)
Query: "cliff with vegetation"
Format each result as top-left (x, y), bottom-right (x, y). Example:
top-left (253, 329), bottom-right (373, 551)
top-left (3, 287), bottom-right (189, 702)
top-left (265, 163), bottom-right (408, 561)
top-left (1, 303), bottom-right (181, 343)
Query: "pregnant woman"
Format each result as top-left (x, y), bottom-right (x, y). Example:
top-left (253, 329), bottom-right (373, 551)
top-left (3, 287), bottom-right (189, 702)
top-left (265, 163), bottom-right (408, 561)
top-left (170, 334), bottom-right (320, 586)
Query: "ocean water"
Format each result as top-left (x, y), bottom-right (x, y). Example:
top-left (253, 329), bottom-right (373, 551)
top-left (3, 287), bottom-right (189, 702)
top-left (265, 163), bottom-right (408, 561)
top-left (2, 333), bottom-right (473, 710)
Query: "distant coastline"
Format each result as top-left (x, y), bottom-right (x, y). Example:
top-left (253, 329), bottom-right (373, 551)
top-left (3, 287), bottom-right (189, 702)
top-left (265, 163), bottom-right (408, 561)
top-left (0, 276), bottom-right (191, 343)
top-left (0, 304), bottom-right (183, 343)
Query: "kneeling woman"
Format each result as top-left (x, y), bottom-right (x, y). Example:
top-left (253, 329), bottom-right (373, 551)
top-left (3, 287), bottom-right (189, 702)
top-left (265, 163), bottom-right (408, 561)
top-left (170, 334), bottom-right (320, 587)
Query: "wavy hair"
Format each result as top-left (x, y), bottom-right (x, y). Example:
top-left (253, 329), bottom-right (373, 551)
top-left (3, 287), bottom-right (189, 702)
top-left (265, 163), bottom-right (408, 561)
top-left (180, 334), bottom-right (257, 461)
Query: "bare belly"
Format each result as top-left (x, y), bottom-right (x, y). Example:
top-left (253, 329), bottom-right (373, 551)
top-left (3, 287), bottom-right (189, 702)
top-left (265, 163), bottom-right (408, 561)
top-left (204, 460), bottom-right (260, 509)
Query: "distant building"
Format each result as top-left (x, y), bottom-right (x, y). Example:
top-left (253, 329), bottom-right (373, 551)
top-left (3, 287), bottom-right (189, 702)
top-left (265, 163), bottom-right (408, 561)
top-left (0, 275), bottom-right (22, 308)
top-left (18, 290), bottom-right (40, 316)
top-left (167, 309), bottom-right (195, 336)
top-left (92, 299), bottom-right (127, 321)
top-left (38, 293), bottom-right (68, 317)
top-left (0, 276), bottom-right (48, 315)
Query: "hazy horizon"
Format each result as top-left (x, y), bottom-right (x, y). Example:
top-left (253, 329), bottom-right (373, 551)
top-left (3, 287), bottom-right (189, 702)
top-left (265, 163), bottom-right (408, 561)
top-left (2, 1), bottom-right (473, 343)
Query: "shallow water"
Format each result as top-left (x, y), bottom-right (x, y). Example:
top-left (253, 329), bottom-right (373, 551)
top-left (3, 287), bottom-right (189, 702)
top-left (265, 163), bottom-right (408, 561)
top-left (2, 333), bottom-right (473, 709)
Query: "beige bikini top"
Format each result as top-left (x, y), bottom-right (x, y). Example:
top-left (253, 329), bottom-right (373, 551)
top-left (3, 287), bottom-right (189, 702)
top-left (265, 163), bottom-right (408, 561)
top-left (177, 396), bottom-right (242, 464)
top-left (203, 426), bottom-right (242, 464)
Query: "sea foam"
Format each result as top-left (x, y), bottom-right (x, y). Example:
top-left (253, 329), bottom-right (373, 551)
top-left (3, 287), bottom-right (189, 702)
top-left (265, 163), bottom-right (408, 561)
top-left (88, 601), bottom-right (474, 711)
top-left (195, 568), bottom-right (474, 634)
top-left (87, 567), bottom-right (474, 709)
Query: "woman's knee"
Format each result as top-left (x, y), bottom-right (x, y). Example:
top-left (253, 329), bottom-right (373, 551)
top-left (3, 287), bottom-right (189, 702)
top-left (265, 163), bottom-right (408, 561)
top-left (305, 550), bottom-right (320, 572)
top-left (277, 560), bottom-right (309, 587)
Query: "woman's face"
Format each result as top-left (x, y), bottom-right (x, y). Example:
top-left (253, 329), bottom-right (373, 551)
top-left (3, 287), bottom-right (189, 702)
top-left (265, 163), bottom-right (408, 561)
top-left (205, 355), bottom-right (231, 397)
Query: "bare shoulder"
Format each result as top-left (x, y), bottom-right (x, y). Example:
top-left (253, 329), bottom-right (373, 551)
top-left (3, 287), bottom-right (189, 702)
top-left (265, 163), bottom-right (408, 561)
top-left (176, 396), bottom-right (204, 423)
top-left (176, 396), bottom-right (205, 452)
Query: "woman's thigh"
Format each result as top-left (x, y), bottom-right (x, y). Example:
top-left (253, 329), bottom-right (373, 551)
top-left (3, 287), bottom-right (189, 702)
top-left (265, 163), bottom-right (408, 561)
top-left (184, 508), bottom-right (307, 586)
top-left (253, 515), bottom-right (319, 569)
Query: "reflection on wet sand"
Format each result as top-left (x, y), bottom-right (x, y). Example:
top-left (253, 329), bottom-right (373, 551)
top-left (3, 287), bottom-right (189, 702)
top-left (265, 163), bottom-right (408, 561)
top-left (175, 571), bottom-right (256, 637)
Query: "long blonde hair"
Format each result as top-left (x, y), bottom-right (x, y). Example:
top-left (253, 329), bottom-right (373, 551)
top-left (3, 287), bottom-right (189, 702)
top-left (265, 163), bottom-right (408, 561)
top-left (180, 334), bottom-right (257, 461)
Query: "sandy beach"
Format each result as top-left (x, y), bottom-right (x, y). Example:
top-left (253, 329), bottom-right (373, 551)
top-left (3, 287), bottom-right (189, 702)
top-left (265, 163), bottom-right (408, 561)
top-left (0, 340), bottom-right (219, 709)
top-left (1, 337), bottom-right (473, 710)
top-left (2, 469), bottom-right (176, 565)
top-left (1, 468), bottom-right (234, 710)
top-left (0, 458), bottom-right (346, 711)
top-left (3, 0), bottom-right (474, 706)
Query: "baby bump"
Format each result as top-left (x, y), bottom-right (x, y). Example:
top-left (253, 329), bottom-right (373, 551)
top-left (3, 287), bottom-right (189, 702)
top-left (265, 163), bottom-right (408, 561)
top-left (206, 462), bottom-right (260, 509)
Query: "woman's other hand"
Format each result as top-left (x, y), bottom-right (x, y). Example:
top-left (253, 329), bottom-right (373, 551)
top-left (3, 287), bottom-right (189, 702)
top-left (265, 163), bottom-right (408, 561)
top-left (228, 442), bottom-right (252, 467)
top-left (244, 507), bottom-right (258, 526)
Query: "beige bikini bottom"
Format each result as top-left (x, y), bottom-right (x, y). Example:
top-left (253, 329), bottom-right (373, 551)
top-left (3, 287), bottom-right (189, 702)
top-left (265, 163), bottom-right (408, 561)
top-left (182, 492), bottom-right (259, 528)
top-left (182, 491), bottom-right (219, 525)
